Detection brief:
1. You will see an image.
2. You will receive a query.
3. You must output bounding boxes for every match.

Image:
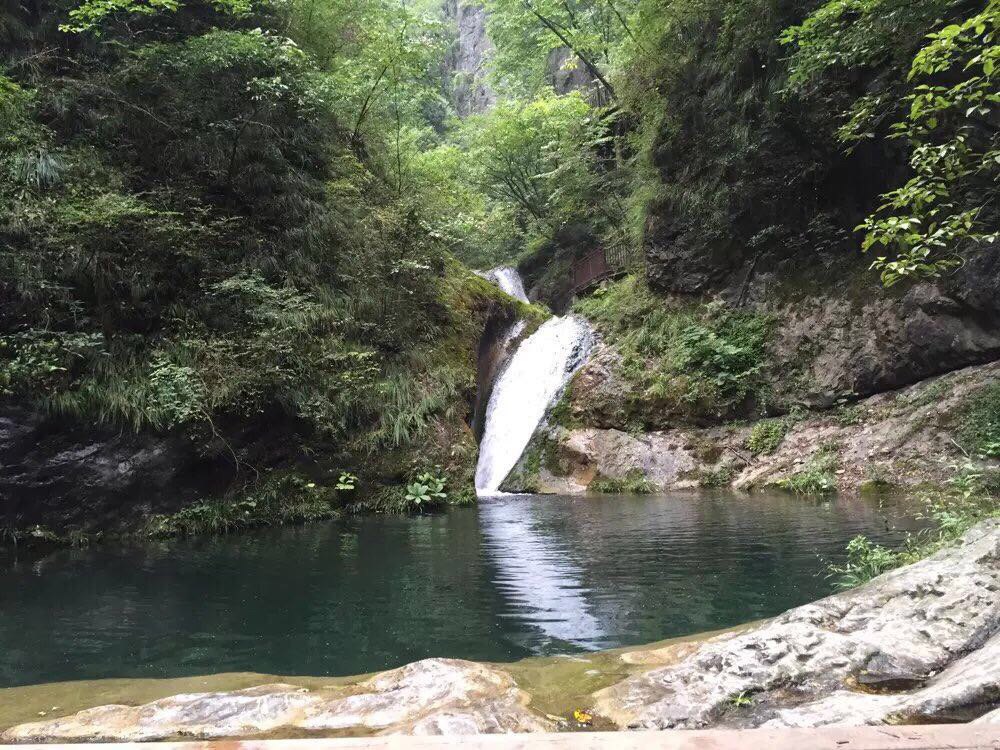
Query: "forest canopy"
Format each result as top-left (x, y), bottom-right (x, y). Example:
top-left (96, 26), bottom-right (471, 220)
top-left (1, 0), bottom-right (996, 516)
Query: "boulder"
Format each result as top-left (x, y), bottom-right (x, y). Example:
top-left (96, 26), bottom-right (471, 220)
top-left (592, 520), bottom-right (1000, 729)
top-left (521, 360), bottom-right (1000, 495)
top-left (1, 659), bottom-right (551, 742)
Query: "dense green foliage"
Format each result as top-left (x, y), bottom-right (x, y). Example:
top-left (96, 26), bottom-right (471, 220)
top-left (0, 0), bottom-right (524, 530)
top-left (788, 1), bottom-right (999, 286)
top-left (485, 0), bottom-right (635, 101)
top-left (3, 0), bottom-right (996, 540)
top-left (576, 276), bottom-right (771, 424)
top-left (485, 0), bottom-right (996, 294)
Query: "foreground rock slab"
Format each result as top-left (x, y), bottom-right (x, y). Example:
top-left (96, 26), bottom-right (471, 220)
top-left (593, 520), bottom-right (1000, 729)
top-left (1, 659), bottom-right (551, 742)
top-left (8, 725), bottom-right (999, 749)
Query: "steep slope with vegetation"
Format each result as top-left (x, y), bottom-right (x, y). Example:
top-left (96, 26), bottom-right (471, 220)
top-left (471, 0), bottom-right (999, 539)
top-left (0, 0), bottom-right (538, 543)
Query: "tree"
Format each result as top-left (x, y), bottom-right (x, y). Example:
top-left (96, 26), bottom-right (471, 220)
top-left (486, 0), bottom-right (638, 101)
top-left (857, 3), bottom-right (999, 286)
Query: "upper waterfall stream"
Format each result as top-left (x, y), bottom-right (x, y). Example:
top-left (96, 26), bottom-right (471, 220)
top-left (475, 269), bottom-right (592, 494)
top-left (483, 267), bottom-right (529, 303)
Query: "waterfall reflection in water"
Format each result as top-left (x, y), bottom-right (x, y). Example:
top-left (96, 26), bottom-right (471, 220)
top-left (478, 495), bottom-right (603, 648)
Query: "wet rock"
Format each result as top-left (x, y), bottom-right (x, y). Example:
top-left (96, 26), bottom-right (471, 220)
top-left (592, 520), bottom-right (1000, 729)
top-left (765, 287), bottom-right (1000, 409)
top-left (976, 706), bottom-right (1000, 724)
top-left (768, 630), bottom-right (1000, 727)
top-left (0, 685), bottom-right (314, 742)
top-left (0, 404), bottom-right (225, 533)
top-left (566, 340), bottom-right (631, 430)
top-left (537, 427), bottom-right (700, 493)
top-left (852, 651), bottom-right (928, 692)
top-left (1, 659), bottom-right (551, 742)
top-left (302, 658), bottom-right (550, 734)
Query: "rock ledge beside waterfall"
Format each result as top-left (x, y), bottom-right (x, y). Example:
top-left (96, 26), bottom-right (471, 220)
top-left (506, 352), bottom-right (1000, 495)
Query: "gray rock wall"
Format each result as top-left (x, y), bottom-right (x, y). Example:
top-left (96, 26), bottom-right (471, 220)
top-left (0, 405), bottom-right (222, 533)
top-left (443, 0), bottom-right (495, 116)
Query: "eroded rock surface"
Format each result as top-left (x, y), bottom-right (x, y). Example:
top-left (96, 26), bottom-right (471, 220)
top-left (518, 360), bottom-right (1000, 494)
top-left (592, 520), bottom-right (1000, 729)
top-left (1, 659), bottom-right (551, 742)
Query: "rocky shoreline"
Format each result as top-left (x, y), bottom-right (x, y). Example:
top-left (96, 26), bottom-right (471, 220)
top-left (4, 519), bottom-right (998, 742)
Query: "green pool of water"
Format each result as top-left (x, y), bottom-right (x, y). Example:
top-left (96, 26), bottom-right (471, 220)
top-left (0, 491), bottom-right (918, 687)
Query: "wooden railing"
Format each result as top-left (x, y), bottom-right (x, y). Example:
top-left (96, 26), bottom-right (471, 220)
top-left (570, 243), bottom-right (643, 296)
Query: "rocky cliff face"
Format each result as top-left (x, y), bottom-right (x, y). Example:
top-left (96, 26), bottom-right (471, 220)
top-left (502, 357), bottom-right (1000, 496)
top-left (545, 47), bottom-right (597, 95)
top-left (644, 248), bottom-right (1000, 410)
top-left (440, 1), bottom-right (600, 117)
top-left (0, 404), bottom-right (233, 533)
top-left (442, 0), bottom-right (495, 117)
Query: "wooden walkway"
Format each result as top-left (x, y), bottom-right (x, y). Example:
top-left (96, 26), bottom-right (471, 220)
top-left (569, 244), bottom-right (642, 296)
top-left (7, 726), bottom-right (999, 750)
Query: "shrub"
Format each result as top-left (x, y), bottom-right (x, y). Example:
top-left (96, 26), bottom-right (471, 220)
top-left (335, 472), bottom-right (358, 492)
top-left (404, 471), bottom-right (448, 511)
top-left (828, 462), bottom-right (1000, 589)
top-left (589, 470), bottom-right (656, 494)
top-left (775, 446), bottom-right (839, 495)
top-left (746, 419), bottom-right (788, 455)
top-left (698, 465), bottom-right (736, 488)
top-left (145, 357), bottom-right (207, 429)
top-left (676, 313), bottom-right (768, 407)
top-left (827, 535), bottom-right (902, 590)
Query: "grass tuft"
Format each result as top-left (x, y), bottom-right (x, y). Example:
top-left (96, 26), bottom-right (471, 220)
top-left (589, 469), bottom-right (657, 494)
top-left (746, 418), bottom-right (789, 455)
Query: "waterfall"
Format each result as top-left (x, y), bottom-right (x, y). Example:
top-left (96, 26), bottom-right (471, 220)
top-left (482, 267), bottom-right (529, 304)
top-left (475, 313), bottom-right (592, 494)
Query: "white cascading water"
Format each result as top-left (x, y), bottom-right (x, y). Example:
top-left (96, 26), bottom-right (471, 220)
top-left (475, 294), bottom-right (592, 494)
top-left (482, 267), bottom-right (529, 303)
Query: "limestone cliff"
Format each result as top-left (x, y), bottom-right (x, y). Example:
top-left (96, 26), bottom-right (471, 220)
top-left (442, 0), bottom-right (495, 116)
